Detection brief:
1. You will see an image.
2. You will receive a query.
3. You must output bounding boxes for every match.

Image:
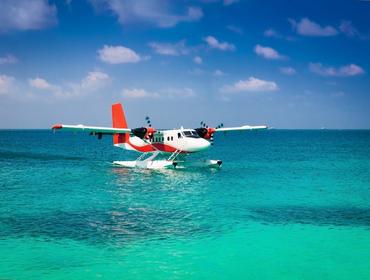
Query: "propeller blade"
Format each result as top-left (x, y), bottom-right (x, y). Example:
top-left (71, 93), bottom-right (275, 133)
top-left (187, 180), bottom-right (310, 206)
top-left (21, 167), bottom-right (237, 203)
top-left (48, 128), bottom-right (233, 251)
top-left (216, 123), bottom-right (224, 129)
top-left (145, 116), bottom-right (152, 127)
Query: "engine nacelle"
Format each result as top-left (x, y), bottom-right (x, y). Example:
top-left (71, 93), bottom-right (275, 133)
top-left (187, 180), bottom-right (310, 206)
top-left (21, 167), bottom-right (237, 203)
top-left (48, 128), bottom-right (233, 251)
top-left (132, 127), bottom-right (155, 139)
top-left (195, 127), bottom-right (216, 140)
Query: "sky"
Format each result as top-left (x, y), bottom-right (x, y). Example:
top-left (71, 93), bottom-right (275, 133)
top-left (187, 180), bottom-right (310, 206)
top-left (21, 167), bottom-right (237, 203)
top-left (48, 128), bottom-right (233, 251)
top-left (0, 0), bottom-right (369, 129)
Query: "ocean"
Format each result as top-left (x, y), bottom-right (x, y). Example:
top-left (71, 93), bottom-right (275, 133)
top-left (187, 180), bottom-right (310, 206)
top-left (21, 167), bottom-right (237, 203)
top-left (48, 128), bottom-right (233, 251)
top-left (0, 129), bottom-right (369, 279)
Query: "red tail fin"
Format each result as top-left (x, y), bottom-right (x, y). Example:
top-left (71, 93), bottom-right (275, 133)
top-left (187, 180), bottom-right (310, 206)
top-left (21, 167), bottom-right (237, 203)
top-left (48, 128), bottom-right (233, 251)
top-left (112, 103), bottom-right (129, 144)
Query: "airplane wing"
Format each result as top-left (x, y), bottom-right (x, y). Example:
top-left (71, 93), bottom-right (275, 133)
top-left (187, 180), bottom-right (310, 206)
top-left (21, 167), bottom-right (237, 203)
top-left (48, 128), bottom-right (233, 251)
top-left (215, 125), bottom-right (268, 132)
top-left (52, 124), bottom-right (131, 134)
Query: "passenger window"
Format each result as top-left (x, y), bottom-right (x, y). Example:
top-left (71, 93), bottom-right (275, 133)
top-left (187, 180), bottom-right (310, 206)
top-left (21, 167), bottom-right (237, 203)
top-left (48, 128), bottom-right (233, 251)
top-left (178, 133), bottom-right (181, 138)
top-left (171, 136), bottom-right (173, 141)
top-left (167, 136), bottom-right (170, 141)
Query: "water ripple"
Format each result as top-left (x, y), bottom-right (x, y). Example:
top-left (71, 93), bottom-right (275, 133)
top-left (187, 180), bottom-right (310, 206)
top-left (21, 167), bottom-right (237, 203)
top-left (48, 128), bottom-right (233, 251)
top-left (247, 206), bottom-right (370, 228)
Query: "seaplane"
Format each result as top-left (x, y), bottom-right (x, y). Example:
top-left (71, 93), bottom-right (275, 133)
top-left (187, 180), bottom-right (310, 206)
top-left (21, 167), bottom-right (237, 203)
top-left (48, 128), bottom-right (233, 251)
top-left (52, 103), bottom-right (268, 169)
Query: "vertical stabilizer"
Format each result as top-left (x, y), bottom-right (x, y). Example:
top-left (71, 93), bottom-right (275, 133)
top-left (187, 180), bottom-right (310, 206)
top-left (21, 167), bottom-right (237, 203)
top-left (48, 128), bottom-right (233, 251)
top-left (112, 103), bottom-right (129, 144)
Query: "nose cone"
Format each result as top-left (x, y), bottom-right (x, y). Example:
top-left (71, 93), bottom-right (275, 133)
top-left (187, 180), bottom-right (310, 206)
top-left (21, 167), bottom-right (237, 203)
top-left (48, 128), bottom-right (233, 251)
top-left (182, 137), bottom-right (211, 152)
top-left (201, 138), bottom-right (211, 150)
top-left (192, 138), bottom-right (211, 152)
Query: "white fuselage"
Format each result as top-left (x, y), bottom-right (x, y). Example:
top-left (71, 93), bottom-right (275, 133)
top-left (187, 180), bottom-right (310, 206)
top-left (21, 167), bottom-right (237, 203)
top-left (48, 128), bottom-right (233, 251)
top-left (115, 128), bottom-right (211, 153)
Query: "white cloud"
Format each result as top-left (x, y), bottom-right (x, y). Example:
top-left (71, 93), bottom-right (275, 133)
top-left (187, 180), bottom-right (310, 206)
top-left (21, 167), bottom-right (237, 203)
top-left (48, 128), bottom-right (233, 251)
top-left (309, 63), bottom-right (364, 77)
top-left (263, 28), bottom-right (295, 41)
top-left (339, 20), bottom-right (359, 37)
top-left (226, 25), bottom-right (243, 34)
top-left (149, 40), bottom-right (189, 56)
top-left (29, 77), bottom-right (55, 90)
top-left (221, 77), bottom-right (278, 93)
top-left (188, 68), bottom-right (204, 76)
top-left (122, 87), bottom-right (195, 99)
top-left (0, 74), bottom-right (15, 95)
top-left (223, 0), bottom-right (239, 6)
top-left (185, 7), bottom-right (203, 23)
top-left (264, 28), bottom-right (279, 38)
top-left (28, 77), bottom-right (64, 98)
top-left (122, 88), bottom-right (160, 99)
top-left (162, 87), bottom-right (195, 98)
top-left (0, 54), bottom-right (18, 65)
top-left (0, 0), bottom-right (57, 32)
top-left (331, 91), bottom-right (345, 98)
top-left (279, 67), bottom-right (296, 75)
top-left (213, 69), bottom-right (226, 76)
top-left (289, 18), bottom-right (338, 37)
top-left (28, 71), bottom-right (111, 98)
top-left (204, 36), bottom-right (235, 51)
top-left (254, 44), bottom-right (285, 60)
top-left (194, 56), bottom-right (202, 64)
top-left (79, 71), bottom-right (111, 91)
top-left (90, 0), bottom-right (202, 28)
top-left (290, 18), bottom-right (360, 38)
top-left (98, 45), bottom-right (142, 64)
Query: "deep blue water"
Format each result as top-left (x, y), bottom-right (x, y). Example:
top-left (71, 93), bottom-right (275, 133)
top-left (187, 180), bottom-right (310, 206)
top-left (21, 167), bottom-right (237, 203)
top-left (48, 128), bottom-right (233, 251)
top-left (0, 129), bottom-right (369, 279)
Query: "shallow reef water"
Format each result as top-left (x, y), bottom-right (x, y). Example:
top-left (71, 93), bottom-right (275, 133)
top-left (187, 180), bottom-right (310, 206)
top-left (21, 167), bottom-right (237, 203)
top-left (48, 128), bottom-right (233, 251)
top-left (0, 129), bottom-right (369, 279)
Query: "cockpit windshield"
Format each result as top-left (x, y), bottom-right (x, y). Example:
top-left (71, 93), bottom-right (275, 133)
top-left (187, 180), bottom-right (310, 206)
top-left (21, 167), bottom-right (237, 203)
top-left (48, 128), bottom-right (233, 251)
top-left (183, 130), bottom-right (200, 138)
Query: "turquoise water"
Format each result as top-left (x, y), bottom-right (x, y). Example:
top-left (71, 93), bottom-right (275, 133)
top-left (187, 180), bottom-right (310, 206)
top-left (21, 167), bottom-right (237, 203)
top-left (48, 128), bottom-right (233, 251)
top-left (0, 130), bottom-right (369, 279)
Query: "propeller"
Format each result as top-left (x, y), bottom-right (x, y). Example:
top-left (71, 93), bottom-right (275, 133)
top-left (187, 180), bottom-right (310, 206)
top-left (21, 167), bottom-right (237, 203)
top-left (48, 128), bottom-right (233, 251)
top-left (216, 123), bottom-right (224, 129)
top-left (200, 121), bottom-right (208, 128)
top-left (195, 120), bottom-right (224, 145)
top-left (132, 116), bottom-right (155, 139)
top-left (145, 116), bottom-right (152, 127)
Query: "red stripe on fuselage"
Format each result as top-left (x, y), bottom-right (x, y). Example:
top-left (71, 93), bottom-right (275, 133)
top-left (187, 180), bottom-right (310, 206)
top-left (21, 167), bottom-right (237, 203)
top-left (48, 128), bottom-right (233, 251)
top-left (152, 143), bottom-right (178, 152)
top-left (126, 138), bottom-right (183, 153)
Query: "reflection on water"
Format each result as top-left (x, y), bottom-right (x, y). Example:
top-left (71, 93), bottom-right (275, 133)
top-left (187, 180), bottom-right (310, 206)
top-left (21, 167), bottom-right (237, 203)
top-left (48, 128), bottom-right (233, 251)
top-left (110, 165), bottom-right (215, 192)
